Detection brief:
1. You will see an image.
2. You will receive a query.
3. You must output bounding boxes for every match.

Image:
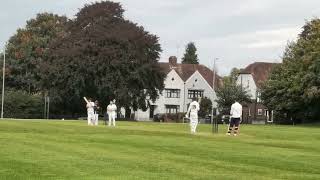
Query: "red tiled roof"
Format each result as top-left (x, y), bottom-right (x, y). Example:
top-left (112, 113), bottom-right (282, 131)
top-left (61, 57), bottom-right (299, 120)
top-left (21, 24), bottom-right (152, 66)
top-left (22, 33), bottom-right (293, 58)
top-left (159, 62), bottom-right (222, 90)
top-left (240, 62), bottom-right (279, 88)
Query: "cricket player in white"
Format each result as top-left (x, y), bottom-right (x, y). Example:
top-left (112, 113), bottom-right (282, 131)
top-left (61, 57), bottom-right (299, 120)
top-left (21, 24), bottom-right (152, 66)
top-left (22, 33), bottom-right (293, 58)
top-left (186, 98), bottom-right (200, 134)
top-left (227, 101), bottom-right (242, 136)
top-left (94, 100), bottom-right (99, 126)
top-left (107, 100), bottom-right (117, 126)
top-left (85, 98), bottom-right (95, 125)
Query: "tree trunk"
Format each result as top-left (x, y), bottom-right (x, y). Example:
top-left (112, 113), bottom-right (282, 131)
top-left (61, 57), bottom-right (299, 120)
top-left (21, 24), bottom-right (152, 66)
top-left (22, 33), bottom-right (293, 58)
top-left (125, 106), bottom-right (131, 120)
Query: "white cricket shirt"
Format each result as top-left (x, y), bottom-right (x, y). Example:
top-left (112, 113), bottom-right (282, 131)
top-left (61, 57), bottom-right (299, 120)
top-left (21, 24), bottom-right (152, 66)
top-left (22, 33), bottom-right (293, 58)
top-left (230, 102), bottom-right (242, 118)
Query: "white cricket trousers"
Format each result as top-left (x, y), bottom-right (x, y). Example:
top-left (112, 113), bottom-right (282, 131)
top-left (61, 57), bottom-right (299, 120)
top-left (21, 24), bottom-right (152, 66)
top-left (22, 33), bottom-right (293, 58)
top-left (108, 112), bottom-right (116, 126)
top-left (189, 113), bottom-right (198, 133)
top-left (94, 113), bottom-right (99, 125)
top-left (87, 112), bottom-right (95, 125)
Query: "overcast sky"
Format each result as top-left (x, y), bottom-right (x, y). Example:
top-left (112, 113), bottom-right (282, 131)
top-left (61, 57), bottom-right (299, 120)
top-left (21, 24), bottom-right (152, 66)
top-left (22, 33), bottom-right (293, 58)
top-left (1, 0), bottom-right (320, 75)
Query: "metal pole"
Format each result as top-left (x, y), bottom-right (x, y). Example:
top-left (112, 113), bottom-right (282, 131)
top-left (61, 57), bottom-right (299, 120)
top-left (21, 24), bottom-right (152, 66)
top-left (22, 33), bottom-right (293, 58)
top-left (47, 96), bottom-right (50, 119)
top-left (213, 59), bottom-right (216, 91)
top-left (212, 58), bottom-right (217, 115)
top-left (183, 82), bottom-right (186, 113)
top-left (44, 95), bottom-right (47, 119)
top-left (216, 115), bottom-right (218, 133)
top-left (212, 58), bottom-right (218, 133)
top-left (1, 45), bottom-right (6, 119)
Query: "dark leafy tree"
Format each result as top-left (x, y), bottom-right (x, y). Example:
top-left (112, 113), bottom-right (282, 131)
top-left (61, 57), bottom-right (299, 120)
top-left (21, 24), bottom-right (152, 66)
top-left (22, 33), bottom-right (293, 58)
top-left (41, 1), bottom-right (165, 116)
top-left (4, 89), bottom-right (43, 119)
top-left (5, 13), bottom-right (68, 94)
top-left (229, 68), bottom-right (241, 83)
top-left (261, 18), bottom-right (320, 122)
top-left (181, 42), bottom-right (199, 64)
top-left (199, 97), bottom-right (212, 118)
top-left (216, 76), bottom-right (251, 115)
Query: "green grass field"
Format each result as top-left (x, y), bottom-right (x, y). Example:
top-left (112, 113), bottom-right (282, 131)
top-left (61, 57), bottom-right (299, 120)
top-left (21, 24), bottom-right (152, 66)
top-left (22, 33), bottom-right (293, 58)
top-left (0, 120), bottom-right (319, 180)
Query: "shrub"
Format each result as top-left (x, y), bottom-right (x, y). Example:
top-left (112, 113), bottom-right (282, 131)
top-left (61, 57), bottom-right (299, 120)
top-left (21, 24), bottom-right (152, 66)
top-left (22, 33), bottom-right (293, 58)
top-left (3, 89), bottom-right (43, 119)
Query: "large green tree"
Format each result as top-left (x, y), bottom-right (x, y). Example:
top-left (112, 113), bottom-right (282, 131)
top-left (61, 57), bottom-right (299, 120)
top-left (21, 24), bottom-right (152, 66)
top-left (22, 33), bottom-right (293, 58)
top-left (181, 42), bottom-right (199, 64)
top-left (5, 13), bottom-right (68, 94)
top-left (199, 97), bottom-right (212, 118)
top-left (261, 18), bottom-right (320, 122)
top-left (41, 1), bottom-right (165, 116)
top-left (229, 68), bottom-right (241, 83)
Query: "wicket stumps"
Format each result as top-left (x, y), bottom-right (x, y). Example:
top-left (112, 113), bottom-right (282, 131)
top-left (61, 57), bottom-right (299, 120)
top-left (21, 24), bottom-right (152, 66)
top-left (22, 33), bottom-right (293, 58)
top-left (212, 116), bottom-right (218, 133)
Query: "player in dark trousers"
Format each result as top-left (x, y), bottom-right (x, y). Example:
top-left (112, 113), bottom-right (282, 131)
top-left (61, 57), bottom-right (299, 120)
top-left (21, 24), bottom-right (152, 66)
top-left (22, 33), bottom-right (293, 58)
top-left (227, 101), bottom-right (242, 136)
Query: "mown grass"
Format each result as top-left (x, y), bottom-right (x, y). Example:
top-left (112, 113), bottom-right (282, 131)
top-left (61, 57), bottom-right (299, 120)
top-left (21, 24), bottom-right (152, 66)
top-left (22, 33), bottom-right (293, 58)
top-left (0, 120), bottom-right (319, 180)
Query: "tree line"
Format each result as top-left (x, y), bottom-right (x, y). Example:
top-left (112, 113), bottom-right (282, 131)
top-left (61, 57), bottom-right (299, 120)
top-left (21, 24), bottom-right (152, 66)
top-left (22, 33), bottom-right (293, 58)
top-left (1, 1), bottom-right (165, 119)
top-left (2, 0), bottom-right (318, 123)
top-left (261, 19), bottom-right (320, 123)
top-left (0, 0), bottom-right (210, 119)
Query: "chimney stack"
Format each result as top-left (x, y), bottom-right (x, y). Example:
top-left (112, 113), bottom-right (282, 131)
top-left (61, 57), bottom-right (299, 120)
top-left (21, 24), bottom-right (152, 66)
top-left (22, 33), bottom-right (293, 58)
top-left (169, 56), bottom-right (177, 65)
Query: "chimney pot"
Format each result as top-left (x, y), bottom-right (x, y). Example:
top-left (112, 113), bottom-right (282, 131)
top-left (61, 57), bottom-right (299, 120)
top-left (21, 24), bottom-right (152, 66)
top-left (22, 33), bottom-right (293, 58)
top-left (169, 56), bottom-right (177, 65)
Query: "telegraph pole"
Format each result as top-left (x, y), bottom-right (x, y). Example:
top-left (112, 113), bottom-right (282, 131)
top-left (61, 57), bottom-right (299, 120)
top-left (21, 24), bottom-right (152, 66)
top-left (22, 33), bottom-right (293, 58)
top-left (212, 58), bottom-right (219, 133)
top-left (47, 96), bottom-right (50, 119)
top-left (44, 95), bottom-right (47, 119)
top-left (1, 44), bottom-right (6, 119)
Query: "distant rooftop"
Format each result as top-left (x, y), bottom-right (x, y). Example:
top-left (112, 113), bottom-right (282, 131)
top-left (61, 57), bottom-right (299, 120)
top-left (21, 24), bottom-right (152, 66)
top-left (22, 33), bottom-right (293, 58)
top-left (240, 62), bottom-right (279, 88)
top-left (159, 56), bottom-right (223, 90)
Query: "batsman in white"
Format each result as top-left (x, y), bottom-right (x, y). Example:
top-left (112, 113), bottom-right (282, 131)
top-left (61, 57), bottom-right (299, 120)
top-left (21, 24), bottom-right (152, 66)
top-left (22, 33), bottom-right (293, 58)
top-left (107, 99), bottom-right (117, 126)
top-left (227, 101), bottom-right (242, 136)
top-left (84, 97), bottom-right (95, 125)
top-left (185, 97), bottom-right (200, 134)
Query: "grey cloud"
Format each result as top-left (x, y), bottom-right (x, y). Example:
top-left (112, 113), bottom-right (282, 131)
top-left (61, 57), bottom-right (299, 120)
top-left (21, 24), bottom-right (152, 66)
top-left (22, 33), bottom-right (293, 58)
top-left (1, 0), bottom-right (320, 75)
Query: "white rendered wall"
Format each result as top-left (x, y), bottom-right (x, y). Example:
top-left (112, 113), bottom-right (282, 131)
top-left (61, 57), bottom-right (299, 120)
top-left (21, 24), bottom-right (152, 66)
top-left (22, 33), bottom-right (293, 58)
top-left (184, 71), bottom-right (217, 111)
top-left (134, 70), bottom-right (219, 121)
top-left (236, 74), bottom-right (257, 99)
top-left (134, 69), bottom-right (185, 121)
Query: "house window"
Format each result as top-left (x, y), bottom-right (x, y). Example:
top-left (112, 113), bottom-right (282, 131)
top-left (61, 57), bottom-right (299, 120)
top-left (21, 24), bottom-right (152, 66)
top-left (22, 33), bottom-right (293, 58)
top-left (165, 105), bottom-right (179, 114)
top-left (265, 109), bottom-right (269, 117)
top-left (257, 109), bottom-right (263, 116)
top-left (165, 89), bottom-right (180, 98)
top-left (257, 91), bottom-right (261, 102)
top-left (188, 90), bottom-right (204, 99)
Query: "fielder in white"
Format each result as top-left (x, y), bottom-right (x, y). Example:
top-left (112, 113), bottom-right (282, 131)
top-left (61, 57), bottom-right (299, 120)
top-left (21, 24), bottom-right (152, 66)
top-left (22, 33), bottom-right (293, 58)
top-left (185, 98), bottom-right (200, 134)
top-left (84, 97), bottom-right (95, 125)
top-left (107, 100), bottom-right (117, 126)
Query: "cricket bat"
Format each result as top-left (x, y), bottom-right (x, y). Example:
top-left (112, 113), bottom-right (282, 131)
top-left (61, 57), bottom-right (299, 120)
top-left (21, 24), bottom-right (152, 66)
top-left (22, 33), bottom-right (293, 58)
top-left (83, 97), bottom-right (89, 104)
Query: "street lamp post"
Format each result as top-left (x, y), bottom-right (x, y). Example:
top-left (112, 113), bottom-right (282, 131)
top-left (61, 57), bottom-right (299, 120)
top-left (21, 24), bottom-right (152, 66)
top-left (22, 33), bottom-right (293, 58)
top-left (1, 44), bottom-right (6, 119)
top-left (212, 58), bottom-right (219, 133)
top-left (44, 95), bottom-right (47, 119)
top-left (47, 96), bottom-right (50, 119)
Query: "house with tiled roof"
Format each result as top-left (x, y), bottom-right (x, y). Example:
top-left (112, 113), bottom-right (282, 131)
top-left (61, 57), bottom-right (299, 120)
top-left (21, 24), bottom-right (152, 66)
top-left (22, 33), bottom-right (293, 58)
top-left (236, 62), bottom-right (279, 124)
top-left (133, 56), bottom-right (222, 121)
